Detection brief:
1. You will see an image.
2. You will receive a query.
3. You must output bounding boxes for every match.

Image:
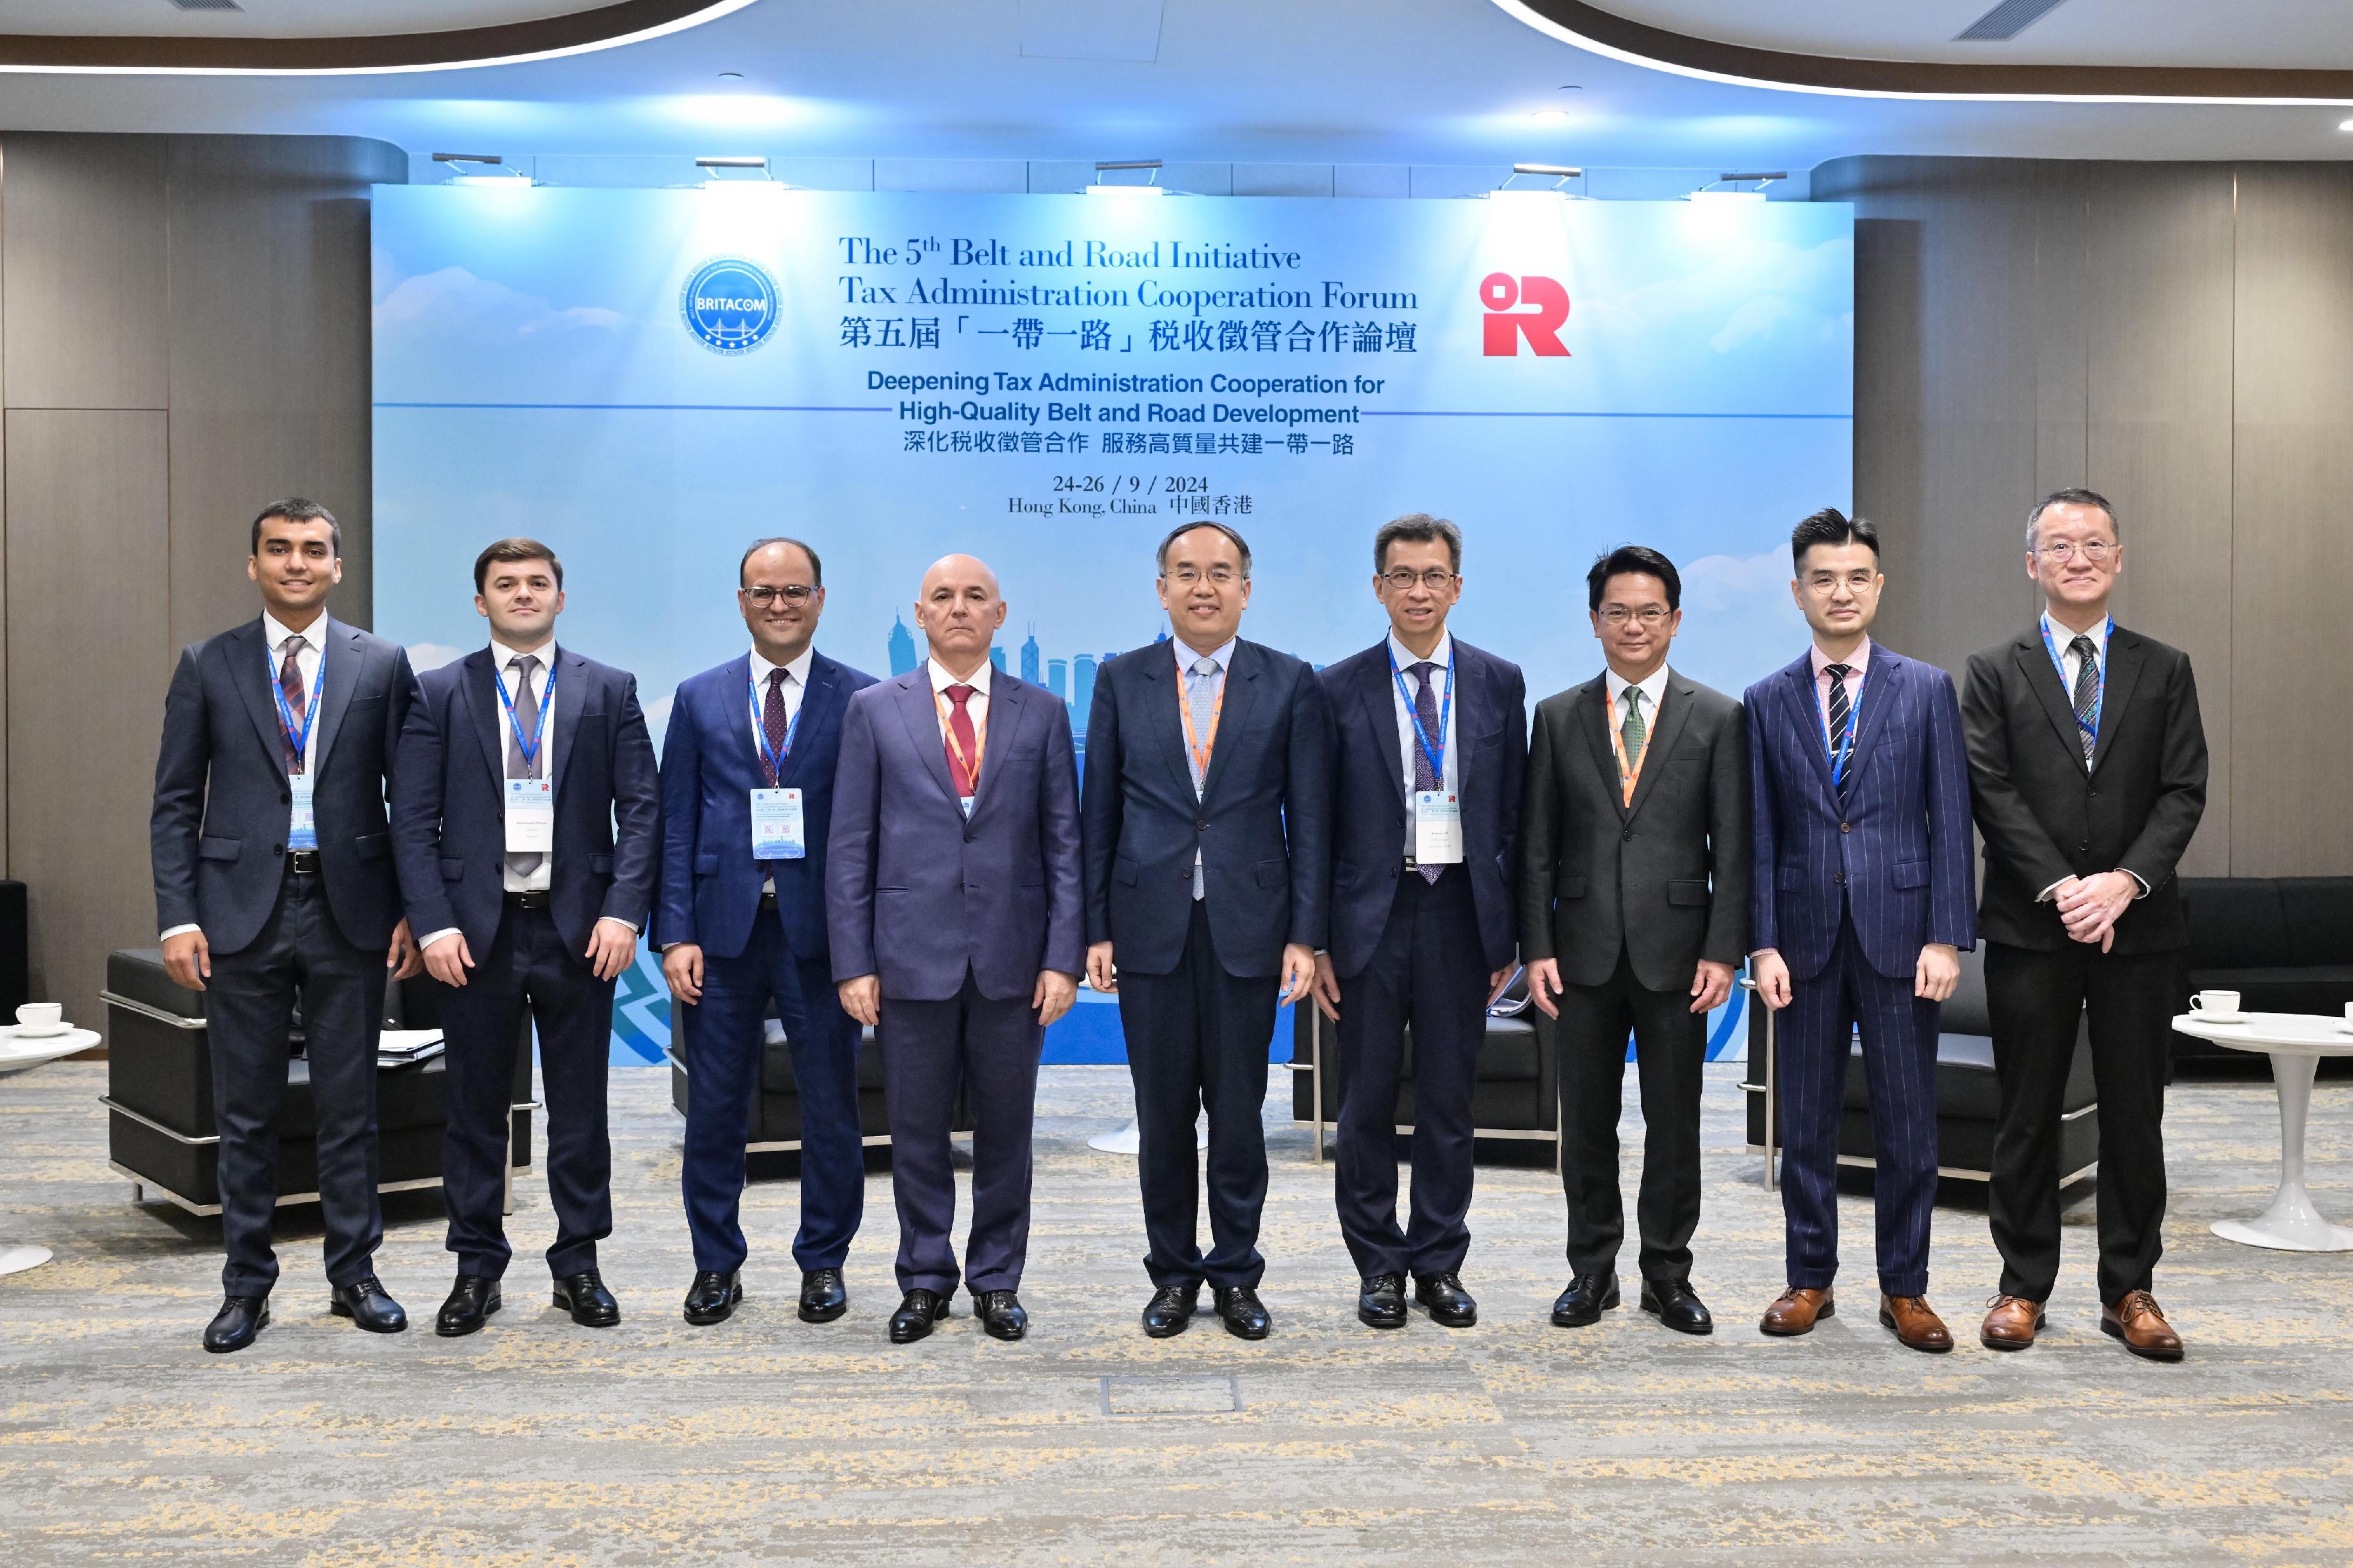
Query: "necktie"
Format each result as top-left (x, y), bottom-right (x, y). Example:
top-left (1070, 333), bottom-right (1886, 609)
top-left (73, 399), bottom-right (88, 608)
top-left (1619, 687), bottom-right (1648, 809)
top-left (507, 654), bottom-right (543, 877)
top-left (2069, 634), bottom-right (2099, 766)
top-left (762, 668), bottom-right (790, 786)
top-left (944, 683), bottom-right (980, 799)
top-left (1411, 661), bottom-right (1443, 885)
top-left (279, 636), bottom-right (308, 775)
top-left (1823, 663), bottom-right (1854, 801)
top-left (1185, 656), bottom-right (1218, 899)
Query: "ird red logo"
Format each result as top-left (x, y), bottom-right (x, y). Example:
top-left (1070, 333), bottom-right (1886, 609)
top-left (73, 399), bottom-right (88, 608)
top-left (1479, 272), bottom-right (1571, 356)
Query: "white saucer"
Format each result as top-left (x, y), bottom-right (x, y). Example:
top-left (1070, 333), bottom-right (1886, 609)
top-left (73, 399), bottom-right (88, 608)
top-left (2194, 1012), bottom-right (2246, 1025)
top-left (8, 1023), bottom-right (70, 1038)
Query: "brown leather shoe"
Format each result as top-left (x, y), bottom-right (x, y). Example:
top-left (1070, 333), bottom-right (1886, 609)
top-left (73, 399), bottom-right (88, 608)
top-left (1759, 1286), bottom-right (1834, 1336)
top-left (1879, 1294), bottom-right (1953, 1353)
top-left (2101, 1290), bottom-right (2184, 1362)
top-left (1979, 1293), bottom-right (2045, 1351)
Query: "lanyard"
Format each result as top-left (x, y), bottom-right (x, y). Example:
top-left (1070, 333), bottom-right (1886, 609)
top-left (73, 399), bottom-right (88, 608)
top-left (267, 636), bottom-right (323, 769)
top-left (492, 653), bottom-right (557, 773)
top-left (1178, 660), bottom-right (1225, 782)
top-left (1822, 666), bottom-right (1866, 789)
top-left (2039, 615), bottom-right (2110, 745)
top-left (935, 686), bottom-right (990, 793)
top-left (747, 668), bottom-right (803, 787)
top-left (1388, 646), bottom-right (1453, 784)
top-left (1609, 685), bottom-right (1648, 804)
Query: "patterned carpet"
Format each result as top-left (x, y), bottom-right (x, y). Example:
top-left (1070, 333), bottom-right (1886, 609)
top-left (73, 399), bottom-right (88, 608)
top-left (3, 1057), bottom-right (2349, 1564)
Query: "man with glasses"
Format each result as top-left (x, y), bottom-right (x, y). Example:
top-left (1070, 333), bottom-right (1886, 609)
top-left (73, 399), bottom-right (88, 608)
top-left (655, 538), bottom-right (876, 1329)
top-left (1518, 545), bottom-right (1748, 1337)
top-left (1307, 514), bottom-right (1524, 1332)
top-left (1081, 522), bottom-right (1331, 1340)
top-left (1962, 489), bottom-right (2206, 1361)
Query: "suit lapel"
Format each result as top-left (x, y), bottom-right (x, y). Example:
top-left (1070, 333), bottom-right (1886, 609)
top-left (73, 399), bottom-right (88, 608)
top-left (546, 648), bottom-right (585, 800)
top-left (969, 677), bottom-right (1026, 822)
top-left (892, 671), bottom-right (962, 806)
top-left (1785, 656), bottom-right (1839, 802)
top-left (1198, 642), bottom-right (1261, 803)
top-left (231, 619), bottom-right (289, 771)
top-left (308, 618), bottom-right (364, 775)
top-left (781, 655), bottom-right (831, 788)
top-left (1360, 647), bottom-right (1408, 811)
top-left (462, 650), bottom-right (505, 790)
top-left (1578, 675), bottom-right (1628, 820)
top-left (1837, 648), bottom-right (1901, 796)
top-left (2091, 628), bottom-right (2143, 778)
top-left (2015, 632), bottom-right (2084, 770)
top-left (1136, 650), bottom-right (1197, 804)
top-left (1623, 670), bottom-right (1694, 825)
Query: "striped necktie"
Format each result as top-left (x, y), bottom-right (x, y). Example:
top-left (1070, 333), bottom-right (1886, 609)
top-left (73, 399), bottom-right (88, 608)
top-left (506, 654), bottom-right (544, 878)
top-left (278, 636), bottom-right (308, 775)
top-left (1823, 663), bottom-right (1854, 801)
top-left (1619, 686), bottom-right (1647, 808)
top-left (2069, 635), bottom-right (2099, 766)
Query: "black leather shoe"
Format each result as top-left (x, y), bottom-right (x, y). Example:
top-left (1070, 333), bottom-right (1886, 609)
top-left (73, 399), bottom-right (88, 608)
top-left (974, 1289), bottom-right (1028, 1341)
top-left (682, 1269), bottom-right (742, 1326)
top-left (889, 1288), bottom-right (951, 1343)
top-left (1214, 1285), bottom-right (1271, 1340)
top-left (329, 1275), bottom-right (409, 1334)
top-left (1640, 1277), bottom-right (1715, 1336)
top-left (203, 1295), bottom-right (269, 1354)
top-left (1142, 1283), bottom-right (1200, 1337)
top-left (1358, 1273), bottom-right (1408, 1329)
top-left (1550, 1271), bottom-right (1621, 1327)
top-left (1414, 1270), bottom-right (1478, 1327)
top-left (435, 1276), bottom-right (502, 1337)
top-left (552, 1270), bottom-right (619, 1328)
top-left (798, 1267), bottom-right (847, 1324)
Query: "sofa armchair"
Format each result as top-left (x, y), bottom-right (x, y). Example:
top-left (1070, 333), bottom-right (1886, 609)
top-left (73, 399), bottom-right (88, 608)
top-left (664, 999), bottom-right (967, 1154)
top-left (2174, 878), bottom-right (2353, 1061)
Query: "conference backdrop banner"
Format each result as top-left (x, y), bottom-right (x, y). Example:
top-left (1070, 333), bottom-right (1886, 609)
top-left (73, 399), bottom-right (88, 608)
top-left (372, 185), bottom-right (1854, 1066)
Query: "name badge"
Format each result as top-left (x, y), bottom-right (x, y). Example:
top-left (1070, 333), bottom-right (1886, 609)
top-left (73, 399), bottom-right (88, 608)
top-left (959, 795), bottom-right (976, 819)
top-left (1413, 790), bottom-right (1464, 865)
top-left (288, 773), bottom-right (318, 851)
top-left (751, 788), bottom-right (805, 859)
top-left (504, 778), bottom-right (554, 853)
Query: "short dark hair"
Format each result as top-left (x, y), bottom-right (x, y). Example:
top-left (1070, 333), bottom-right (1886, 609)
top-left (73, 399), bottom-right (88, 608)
top-left (740, 536), bottom-right (824, 588)
top-left (2027, 488), bottom-right (2119, 547)
top-left (1791, 507), bottom-right (1879, 571)
top-left (474, 538), bottom-right (564, 593)
top-left (1156, 521), bottom-right (1252, 578)
top-left (1373, 513), bottom-right (1462, 574)
top-left (1585, 545), bottom-right (1682, 613)
top-left (251, 498), bottom-right (341, 558)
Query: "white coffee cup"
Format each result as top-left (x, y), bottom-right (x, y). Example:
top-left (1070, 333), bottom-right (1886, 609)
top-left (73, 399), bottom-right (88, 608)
top-left (14, 1002), bottom-right (63, 1035)
top-left (2189, 990), bottom-right (2242, 1021)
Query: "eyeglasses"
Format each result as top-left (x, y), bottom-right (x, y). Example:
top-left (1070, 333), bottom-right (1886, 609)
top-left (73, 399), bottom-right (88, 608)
top-left (2035, 541), bottom-right (2114, 563)
top-left (1380, 568), bottom-right (1458, 590)
top-left (1598, 606), bottom-right (1672, 626)
top-left (1165, 566), bottom-right (1241, 588)
top-left (742, 584), bottom-right (817, 606)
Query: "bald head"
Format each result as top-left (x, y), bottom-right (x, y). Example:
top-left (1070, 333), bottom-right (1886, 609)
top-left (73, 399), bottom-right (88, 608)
top-left (915, 553), bottom-right (1007, 677)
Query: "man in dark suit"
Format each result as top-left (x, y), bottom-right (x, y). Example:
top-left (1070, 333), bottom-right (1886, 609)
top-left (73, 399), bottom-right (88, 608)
top-left (1963, 489), bottom-right (2206, 1362)
top-left (151, 498), bottom-right (424, 1353)
top-left (1308, 513), bottom-right (1522, 1332)
top-left (391, 538), bottom-right (659, 1336)
top-left (1519, 545), bottom-right (1748, 1338)
top-left (829, 553), bottom-right (1083, 1344)
top-left (656, 537), bottom-right (877, 1329)
top-left (1747, 509), bottom-right (1975, 1353)
top-left (1081, 521), bottom-right (1331, 1340)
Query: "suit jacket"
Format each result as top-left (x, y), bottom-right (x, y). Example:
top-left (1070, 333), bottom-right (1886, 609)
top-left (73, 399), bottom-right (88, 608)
top-left (151, 615), bottom-right (420, 956)
top-left (1746, 644), bottom-right (1976, 981)
top-left (1518, 667), bottom-right (1749, 993)
top-left (1079, 637), bottom-right (1331, 979)
top-left (654, 649), bottom-right (876, 961)
top-left (826, 669), bottom-right (1084, 1001)
top-left (391, 646), bottom-right (661, 959)
top-left (1319, 636), bottom-right (1525, 978)
top-left (1962, 623), bottom-right (2207, 954)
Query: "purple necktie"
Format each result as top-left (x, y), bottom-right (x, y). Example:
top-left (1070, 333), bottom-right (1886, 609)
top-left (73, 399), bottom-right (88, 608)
top-left (1412, 660), bottom-right (1442, 885)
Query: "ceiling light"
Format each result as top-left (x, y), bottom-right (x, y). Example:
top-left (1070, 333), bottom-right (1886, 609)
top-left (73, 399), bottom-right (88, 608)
top-left (1530, 109), bottom-right (1572, 125)
top-left (2340, 118), bottom-right (2353, 130)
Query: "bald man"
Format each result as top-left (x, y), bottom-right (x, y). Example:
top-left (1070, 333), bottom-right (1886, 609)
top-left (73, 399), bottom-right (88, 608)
top-left (828, 555), bottom-right (1083, 1343)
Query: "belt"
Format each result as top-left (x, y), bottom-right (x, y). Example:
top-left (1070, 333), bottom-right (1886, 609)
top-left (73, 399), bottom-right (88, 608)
top-left (286, 849), bottom-right (321, 875)
top-left (504, 889), bottom-right (552, 910)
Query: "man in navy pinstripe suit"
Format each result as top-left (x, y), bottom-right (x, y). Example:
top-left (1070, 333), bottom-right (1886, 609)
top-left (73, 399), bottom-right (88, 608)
top-left (1747, 510), bottom-right (1976, 1353)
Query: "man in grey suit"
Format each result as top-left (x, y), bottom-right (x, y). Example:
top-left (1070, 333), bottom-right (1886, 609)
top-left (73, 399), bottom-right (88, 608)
top-left (1519, 546), bottom-right (1749, 1337)
top-left (151, 499), bottom-right (424, 1353)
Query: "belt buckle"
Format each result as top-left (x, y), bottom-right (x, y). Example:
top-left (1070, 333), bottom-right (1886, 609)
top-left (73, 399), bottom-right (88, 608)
top-left (286, 849), bottom-right (321, 874)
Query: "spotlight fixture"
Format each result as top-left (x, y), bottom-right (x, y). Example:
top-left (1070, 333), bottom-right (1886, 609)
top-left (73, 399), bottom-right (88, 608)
top-left (1493, 162), bottom-right (1583, 199)
top-left (1089, 159), bottom-right (1165, 196)
top-left (431, 152), bottom-right (531, 186)
top-left (696, 155), bottom-right (785, 192)
top-left (1691, 171), bottom-right (1785, 202)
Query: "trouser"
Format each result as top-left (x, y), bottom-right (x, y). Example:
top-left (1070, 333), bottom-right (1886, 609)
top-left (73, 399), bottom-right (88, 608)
top-left (436, 902), bottom-right (615, 1281)
top-left (1332, 865), bottom-right (1486, 1279)
top-left (1985, 940), bottom-right (2175, 1304)
top-left (1116, 899), bottom-right (1281, 1290)
top-left (876, 968), bottom-right (1045, 1295)
top-left (681, 904), bottom-right (864, 1274)
top-left (1778, 915), bottom-right (1941, 1298)
top-left (205, 867), bottom-right (387, 1297)
top-left (1557, 947), bottom-right (1707, 1285)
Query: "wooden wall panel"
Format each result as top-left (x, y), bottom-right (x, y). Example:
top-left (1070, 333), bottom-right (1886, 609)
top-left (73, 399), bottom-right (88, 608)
top-left (0, 135), bottom-right (167, 411)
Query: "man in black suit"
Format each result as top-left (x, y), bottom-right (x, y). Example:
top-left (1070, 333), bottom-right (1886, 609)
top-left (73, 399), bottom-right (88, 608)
top-left (1308, 513), bottom-right (1524, 1332)
top-left (1082, 521), bottom-right (1331, 1340)
top-left (391, 539), bottom-right (660, 1337)
top-left (1519, 546), bottom-right (1749, 1337)
top-left (151, 499), bottom-right (424, 1353)
top-left (1962, 489), bottom-right (2207, 1362)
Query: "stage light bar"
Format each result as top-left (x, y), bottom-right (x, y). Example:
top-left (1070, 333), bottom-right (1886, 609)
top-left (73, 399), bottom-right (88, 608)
top-left (1091, 159), bottom-right (1165, 195)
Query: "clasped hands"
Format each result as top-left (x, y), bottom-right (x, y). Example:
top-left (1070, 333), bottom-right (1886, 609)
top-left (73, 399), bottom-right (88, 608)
top-left (2051, 870), bottom-right (2135, 952)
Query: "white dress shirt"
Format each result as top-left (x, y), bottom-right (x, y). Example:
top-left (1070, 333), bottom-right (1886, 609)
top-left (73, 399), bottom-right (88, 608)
top-left (1175, 636), bottom-right (1236, 899)
top-left (751, 644), bottom-right (815, 895)
top-left (1602, 661), bottom-right (1672, 795)
top-left (1389, 632), bottom-right (1461, 859)
top-left (928, 653), bottom-right (993, 734)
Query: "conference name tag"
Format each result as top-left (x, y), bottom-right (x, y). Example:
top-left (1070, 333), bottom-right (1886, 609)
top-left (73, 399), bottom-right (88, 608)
top-left (287, 774), bottom-right (318, 851)
top-left (959, 795), bottom-right (976, 819)
top-left (1413, 790), bottom-right (1464, 865)
top-left (751, 788), bottom-right (806, 859)
top-left (504, 778), bottom-right (554, 853)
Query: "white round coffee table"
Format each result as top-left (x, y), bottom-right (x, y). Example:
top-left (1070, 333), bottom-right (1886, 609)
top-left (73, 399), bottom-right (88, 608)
top-left (2172, 1010), bottom-right (2353, 1252)
top-left (0, 1026), bottom-right (100, 1276)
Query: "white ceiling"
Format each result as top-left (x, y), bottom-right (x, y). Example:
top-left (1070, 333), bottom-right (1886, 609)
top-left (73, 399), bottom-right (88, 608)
top-left (0, 0), bottom-right (612, 39)
top-left (0, 0), bottom-right (2346, 173)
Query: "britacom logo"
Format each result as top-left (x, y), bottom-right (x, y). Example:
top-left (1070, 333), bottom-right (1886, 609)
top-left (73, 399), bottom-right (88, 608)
top-left (1478, 272), bottom-right (1570, 356)
top-left (682, 256), bottom-right (779, 355)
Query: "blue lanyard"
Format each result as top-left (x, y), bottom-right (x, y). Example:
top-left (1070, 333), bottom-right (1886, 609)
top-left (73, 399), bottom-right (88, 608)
top-left (2039, 615), bottom-right (2109, 744)
top-left (1823, 666), bottom-right (1865, 789)
top-left (748, 668), bottom-right (803, 786)
top-left (492, 653), bottom-right (557, 773)
top-left (1388, 645), bottom-right (1454, 784)
top-left (267, 638), bottom-right (323, 770)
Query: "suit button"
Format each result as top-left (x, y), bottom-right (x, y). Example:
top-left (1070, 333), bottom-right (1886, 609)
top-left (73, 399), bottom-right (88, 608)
top-left (2079, 840), bottom-right (2091, 852)
top-left (1834, 869), bottom-right (1846, 886)
top-left (1197, 819), bottom-right (1209, 832)
top-left (2088, 789), bottom-right (2099, 799)
top-left (1839, 822), bottom-right (1851, 834)
top-left (1620, 828), bottom-right (1632, 842)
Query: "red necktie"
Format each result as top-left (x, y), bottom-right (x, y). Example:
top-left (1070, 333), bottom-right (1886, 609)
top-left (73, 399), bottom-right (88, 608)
top-left (279, 636), bottom-right (308, 775)
top-left (944, 684), bottom-right (979, 796)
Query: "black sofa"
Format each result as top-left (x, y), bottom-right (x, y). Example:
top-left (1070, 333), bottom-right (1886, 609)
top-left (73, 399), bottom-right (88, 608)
top-left (664, 999), bottom-right (967, 1154)
top-left (102, 948), bottom-right (534, 1216)
top-left (2175, 878), bottom-right (2353, 1060)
